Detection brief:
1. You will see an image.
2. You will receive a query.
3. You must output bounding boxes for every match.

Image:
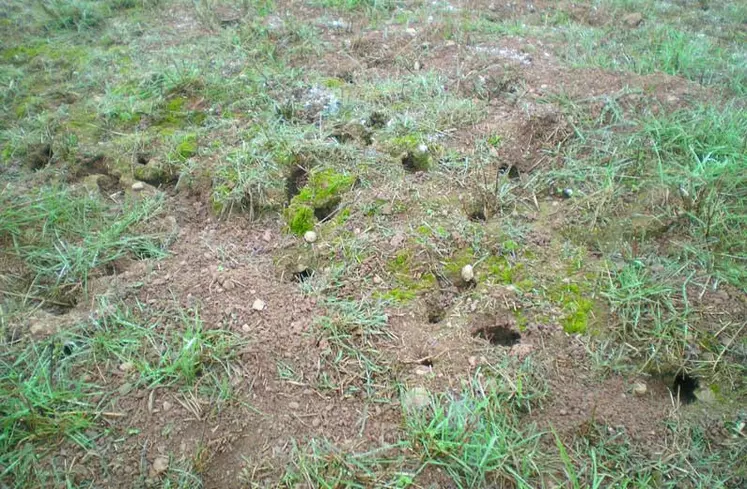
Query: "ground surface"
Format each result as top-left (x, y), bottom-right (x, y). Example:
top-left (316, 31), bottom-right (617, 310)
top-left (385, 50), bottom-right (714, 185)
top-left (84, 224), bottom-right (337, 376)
top-left (0, 0), bottom-right (745, 488)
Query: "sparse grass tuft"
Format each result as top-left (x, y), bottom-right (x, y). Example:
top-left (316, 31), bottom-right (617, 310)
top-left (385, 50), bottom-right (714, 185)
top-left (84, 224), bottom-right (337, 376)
top-left (0, 185), bottom-right (168, 304)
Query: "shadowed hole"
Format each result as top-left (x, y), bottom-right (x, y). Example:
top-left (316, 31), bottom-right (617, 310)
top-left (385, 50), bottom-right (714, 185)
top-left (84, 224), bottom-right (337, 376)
top-left (498, 164), bottom-right (520, 179)
top-left (673, 372), bottom-right (699, 404)
top-left (419, 358), bottom-right (433, 367)
top-left (285, 165), bottom-right (309, 202)
top-left (294, 268), bottom-right (313, 282)
top-left (474, 325), bottom-right (521, 346)
top-left (468, 208), bottom-right (486, 222)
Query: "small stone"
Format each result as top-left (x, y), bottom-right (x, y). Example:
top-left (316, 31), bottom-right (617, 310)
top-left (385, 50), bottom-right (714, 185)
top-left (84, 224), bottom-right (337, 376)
top-left (389, 232), bottom-right (405, 247)
top-left (241, 323), bottom-right (251, 333)
top-left (372, 275), bottom-right (383, 285)
top-left (252, 299), bottom-right (266, 311)
top-left (118, 362), bottom-right (135, 372)
top-left (262, 230), bottom-right (272, 242)
top-left (303, 230), bottom-right (317, 243)
top-left (131, 181), bottom-right (145, 191)
top-left (118, 383), bottom-right (134, 396)
top-left (162, 401), bottom-right (173, 412)
top-left (468, 356), bottom-right (478, 367)
top-left (623, 12), bottom-right (643, 27)
top-left (561, 188), bottom-right (573, 199)
top-left (405, 27), bottom-right (417, 37)
top-left (29, 321), bottom-right (56, 339)
top-left (559, 409), bottom-right (568, 416)
top-left (149, 456), bottom-right (169, 478)
top-left (632, 382), bottom-right (647, 397)
top-left (414, 366), bottom-right (431, 376)
top-left (312, 417), bottom-right (322, 428)
top-left (402, 387), bottom-right (431, 412)
top-left (461, 264), bottom-right (475, 283)
top-left (288, 401), bottom-right (300, 410)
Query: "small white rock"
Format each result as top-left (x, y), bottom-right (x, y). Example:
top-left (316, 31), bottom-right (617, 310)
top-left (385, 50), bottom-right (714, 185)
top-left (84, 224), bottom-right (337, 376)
top-left (303, 230), bottom-right (317, 243)
top-left (461, 264), bottom-right (475, 282)
top-left (131, 181), bottom-right (145, 191)
top-left (162, 400), bottom-right (173, 412)
top-left (149, 456), bottom-right (169, 477)
top-left (632, 382), bottom-right (647, 397)
top-left (372, 275), bottom-right (383, 285)
top-left (118, 361), bottom-right (135, 372)
top-left (252, 299), bottom-right (266, 311)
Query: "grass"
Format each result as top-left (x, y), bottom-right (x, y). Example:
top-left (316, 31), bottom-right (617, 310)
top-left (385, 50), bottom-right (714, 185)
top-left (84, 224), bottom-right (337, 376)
top-left (0, 299), bottom-right (241, 487)
top-left (0, 185), bottom-right (168, 305)
top-left (0, 0), bottom-right (745, 487)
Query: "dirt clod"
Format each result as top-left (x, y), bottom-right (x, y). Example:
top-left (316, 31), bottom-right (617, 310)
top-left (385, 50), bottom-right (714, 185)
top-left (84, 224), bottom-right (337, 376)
top-left (632, 382), bottom-right (647, 397)
top-left (252, 299), bottom-right (266, 311)
top-left (402, 387), bottom-right (431, 412)
top-left (149, 456), bottom-right (169, 478)
top-left (623, 13), bottom-right (644, 27)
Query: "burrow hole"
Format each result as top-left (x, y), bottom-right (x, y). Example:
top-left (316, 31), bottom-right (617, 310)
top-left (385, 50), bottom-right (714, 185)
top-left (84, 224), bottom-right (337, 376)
top-left (474, 325), bottom-right (521, 347)
top-left (673, 372), bottom-right (699, 405)
top-left (419, 358), bottom-right (434, 367)
top-left (285, 165), bottom-right (309, 202)
top-left (294, 268), bottom-right (313, 283)
top-left (467, 208), bottom-right (486, 222)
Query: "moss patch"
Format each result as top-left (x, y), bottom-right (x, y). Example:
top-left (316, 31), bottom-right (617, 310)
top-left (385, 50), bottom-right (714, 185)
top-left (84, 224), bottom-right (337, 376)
top-left (378, 249), bottom-right (437, 303)
top-left (551, 283), bottom-right (595, 335)
top-left (285, 169), bottom-right (355, 235)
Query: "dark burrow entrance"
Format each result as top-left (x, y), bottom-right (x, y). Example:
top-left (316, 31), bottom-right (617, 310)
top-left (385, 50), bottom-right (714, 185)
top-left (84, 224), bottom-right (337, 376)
top-left (474, 325), bottom-right (521, 346)
top-left (285, 165), bottom-right (309, 202)
top-left (294, 267), bottom-right (313, 282)
top-left (673, 372), bottom-right (699, 404)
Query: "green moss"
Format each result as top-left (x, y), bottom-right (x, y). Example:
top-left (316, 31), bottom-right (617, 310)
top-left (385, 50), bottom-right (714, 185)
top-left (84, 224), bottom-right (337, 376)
top-left (173, 134), bottom-right (198, 161)
top-left (294, 169), bottom-right (355, 208)
top-left (389, 135), bottom-right (432, 172)
top-left (323, 78), bottom-right (345, 88)
top-left (154, 96), bottom-right (207, 133)
top-left (551, 283), bottom-right (595, 335)
top-left (284, 169), bottom-right (355, 235)
top-left (382, 249), bottom-right (437, 303)
top-left (287, 205), bottom-right (316, 235)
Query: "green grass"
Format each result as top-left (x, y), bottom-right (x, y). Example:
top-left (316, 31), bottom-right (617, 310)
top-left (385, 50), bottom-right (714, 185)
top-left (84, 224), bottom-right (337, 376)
top-left (0, 185), bottom-right (168, 304)
top-left (0, 299), bottom-right (240, 487)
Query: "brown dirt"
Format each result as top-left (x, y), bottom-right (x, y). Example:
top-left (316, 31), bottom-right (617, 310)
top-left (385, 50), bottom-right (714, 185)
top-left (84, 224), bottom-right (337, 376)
top-left (7, 1), bottom-right (745, 488)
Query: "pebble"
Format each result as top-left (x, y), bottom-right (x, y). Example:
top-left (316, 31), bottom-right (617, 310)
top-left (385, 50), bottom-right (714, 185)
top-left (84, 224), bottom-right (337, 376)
top-left (252, 299), bottom-right (266, 311)
top-left (372, 275), bottom-right (383, 285)
top-left (303, 230), bottom-right (317, 243)
top-left (402, 387), bottom-right (431, 412)
top-left (241, 323), bottom-right (251, 333)
top-left (461, 264), bottom-right (474, 282)
top-left (162, 401), bottom-right (173, 412)
top-left (29, 321), bottom-right (56, 338)
top-left (559, 409), bottom-right (568, 416)
top-left (288, 401), bottom-right (300, 410)
top-left (149, 456), bottom-right (169, 478)
top-left (632, 382), bottom-right (647, 397)
top-left (623, 12), bottom-right (643, 27)
top-left (118, 361), bottom-right (135, 372)
top-left (312, 417), bottom-right (322, 428)
top-left (131, 181), bottom-right (145, 191)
